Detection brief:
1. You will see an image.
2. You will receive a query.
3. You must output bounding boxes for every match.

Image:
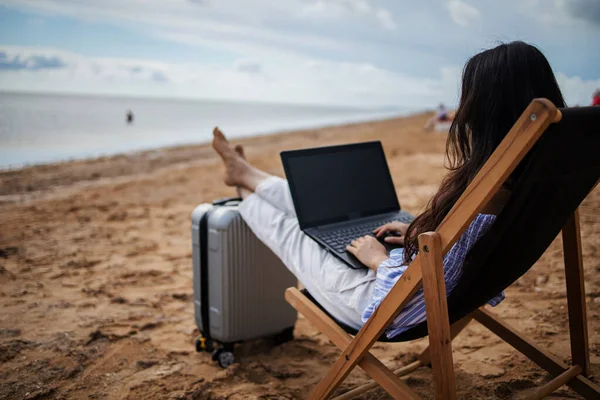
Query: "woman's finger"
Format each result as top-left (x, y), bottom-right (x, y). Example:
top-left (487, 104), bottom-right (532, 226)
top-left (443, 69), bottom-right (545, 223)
top-left (384, 236), bottom-right (404, 245)
top-left (346, 245), bottom-right (357, 255)
top-left (351, 239), bottom-right (359, 247)
top-left (374, 224), bottom-right (390, 236)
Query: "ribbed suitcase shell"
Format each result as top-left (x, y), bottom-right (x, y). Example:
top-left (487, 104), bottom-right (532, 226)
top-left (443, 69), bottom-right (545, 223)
top-left (192, 202), bottom-right (297, 343)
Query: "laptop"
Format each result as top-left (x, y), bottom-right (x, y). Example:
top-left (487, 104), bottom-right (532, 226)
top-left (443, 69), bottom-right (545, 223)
top-left (281, 141), bottom-right (415, 269)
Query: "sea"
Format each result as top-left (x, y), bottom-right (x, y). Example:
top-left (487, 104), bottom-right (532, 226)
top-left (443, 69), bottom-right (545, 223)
top-left (0, 92), bottom-right (411, 169)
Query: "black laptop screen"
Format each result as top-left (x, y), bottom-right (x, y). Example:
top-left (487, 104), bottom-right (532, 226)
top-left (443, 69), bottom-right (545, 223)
top-left (281, 142), bottom-right (400, 229)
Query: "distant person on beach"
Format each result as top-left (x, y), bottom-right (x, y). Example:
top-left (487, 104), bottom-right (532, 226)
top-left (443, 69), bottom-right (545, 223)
top-left (592, 89), bottom-right (600, 106)
top-left (126, 109), bottom-right (134, 124)
top-left (211, 41), bottom-right (566, 335)
top-left (424, 103), bottom-right (453, 131)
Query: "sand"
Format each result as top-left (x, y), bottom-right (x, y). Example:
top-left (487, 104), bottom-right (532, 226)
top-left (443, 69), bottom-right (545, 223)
top-left (0, 112), bottom-right (598, 400)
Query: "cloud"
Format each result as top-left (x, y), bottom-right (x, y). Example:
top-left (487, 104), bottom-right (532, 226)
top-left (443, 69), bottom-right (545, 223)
top-left (556, 72), bottom-right (600, 106)
top-left (300, 0), bottom-right (397, 31)
top-left (0, 46), bottom-right (597, 109)
top-left (0, 46), bottom-right (455, 108)
top-left (0, 47), bottom-right (168, 84)
top-left (0, 51), bottom-right (67, 71)
top-left (558, 0), bottom-right (600, 27)
top-left (234, 59), bottom-right (262, 74)
top-left (374, 9), bottom-right (396, 30)
top-left (446, 0), bottom-right (480, 27)
top-left (0, 1), bottom-right (598, 108)
top-left (2, 0), bottom-right (597, 84)
top-left (5, 0), bottom-right (351, 60)
top-left (151, 70), bottom-right (169, 83)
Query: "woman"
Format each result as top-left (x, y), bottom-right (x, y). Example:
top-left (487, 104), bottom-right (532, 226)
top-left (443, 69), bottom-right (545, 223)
top-left (424, 103), bottom-right (453, 131)
top-left (211, 41), bottom-right (566, 338)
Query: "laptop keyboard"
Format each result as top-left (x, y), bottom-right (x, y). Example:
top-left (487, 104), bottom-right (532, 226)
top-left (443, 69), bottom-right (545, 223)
top-left (315, 215), bottom-right (413, 253)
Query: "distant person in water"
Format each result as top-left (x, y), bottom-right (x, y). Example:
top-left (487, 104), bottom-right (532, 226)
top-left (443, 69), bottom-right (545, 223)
top-left (126, 109), bottom-right (134, 124)
top-left (424, 103), bottom-right (453, 131)
top-left (592, 89), bottom-right (600, 106)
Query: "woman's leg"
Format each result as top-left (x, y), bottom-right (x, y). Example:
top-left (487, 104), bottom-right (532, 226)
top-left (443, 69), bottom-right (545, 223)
top-left (212, 128), bottom-right (270, 192)
top-left (424, 115), bottom-right (436, 131)
top-left (231, 141), bottom-right (296, 217)
top-left (212, 128), bottom-right (376, 328)
top-left (254, 176), bottom-right (297, 217)
top-left (238, 192), bottom-right (375, 329)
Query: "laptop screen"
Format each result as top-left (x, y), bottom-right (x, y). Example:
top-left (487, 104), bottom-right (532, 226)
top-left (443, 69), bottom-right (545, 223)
top-left (281, 141), bottom-right (400, 229)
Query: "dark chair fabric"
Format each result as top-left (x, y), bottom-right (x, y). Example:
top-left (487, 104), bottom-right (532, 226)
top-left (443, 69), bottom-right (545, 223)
top-left (304, 106), bottom-right (600, 342)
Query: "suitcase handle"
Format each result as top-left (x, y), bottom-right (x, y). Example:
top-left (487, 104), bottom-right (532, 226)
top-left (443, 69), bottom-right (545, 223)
top-left (212, 197), bottom-right (242, 206)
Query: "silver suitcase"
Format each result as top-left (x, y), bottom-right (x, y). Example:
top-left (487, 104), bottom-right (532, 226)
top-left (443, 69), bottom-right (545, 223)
top-left (191, 197), bottom-right (297, 367)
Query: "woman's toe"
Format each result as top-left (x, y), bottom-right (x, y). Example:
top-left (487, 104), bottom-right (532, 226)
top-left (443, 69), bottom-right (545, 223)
top-left (234, 145), bottom-right (245, 159)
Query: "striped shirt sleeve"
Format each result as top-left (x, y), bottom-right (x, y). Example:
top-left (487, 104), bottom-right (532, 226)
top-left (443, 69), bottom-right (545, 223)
top-left (361, 214), bottom-right (503, 339)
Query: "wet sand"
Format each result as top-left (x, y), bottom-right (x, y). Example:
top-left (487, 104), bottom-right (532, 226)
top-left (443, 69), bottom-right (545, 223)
top-left (1, 112), bottom-right (599, 399)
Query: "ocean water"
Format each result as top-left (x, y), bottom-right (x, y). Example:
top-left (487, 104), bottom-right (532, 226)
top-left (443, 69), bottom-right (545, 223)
top-left (0, 92), bottom-right (407, 169)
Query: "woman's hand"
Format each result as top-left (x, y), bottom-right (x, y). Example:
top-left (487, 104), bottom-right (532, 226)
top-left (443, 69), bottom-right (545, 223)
top-left (373, 221), bottom-right (410, 246)
top-left (346, 235), bottom-right (388, 271)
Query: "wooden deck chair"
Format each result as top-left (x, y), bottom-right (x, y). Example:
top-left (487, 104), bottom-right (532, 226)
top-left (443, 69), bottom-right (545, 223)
top-left (285, 99), bottom-right (600, 399)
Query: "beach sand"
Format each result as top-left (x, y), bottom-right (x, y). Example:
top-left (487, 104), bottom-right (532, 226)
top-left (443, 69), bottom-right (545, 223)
top-left (1, 112), bottom-right (599, 399)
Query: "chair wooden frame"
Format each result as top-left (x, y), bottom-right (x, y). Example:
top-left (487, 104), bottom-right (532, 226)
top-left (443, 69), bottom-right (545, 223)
top-left (285, 99), bottom-right (600, 399)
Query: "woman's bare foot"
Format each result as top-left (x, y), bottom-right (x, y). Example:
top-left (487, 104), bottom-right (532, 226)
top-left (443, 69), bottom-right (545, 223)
top-left (212, 127), bottom-right (269, 191)
top-left (212, 127), bottom-right (250, 187)
top-left (233, 145), bottom-right (252, 199)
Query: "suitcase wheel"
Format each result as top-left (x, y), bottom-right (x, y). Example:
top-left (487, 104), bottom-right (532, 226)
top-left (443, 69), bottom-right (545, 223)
top-left (212, 348), bottom-right (236, 368)
top-left (273, 326), bottom-right (295, 345)
top-left (195, 336), bottom-right (214, 353)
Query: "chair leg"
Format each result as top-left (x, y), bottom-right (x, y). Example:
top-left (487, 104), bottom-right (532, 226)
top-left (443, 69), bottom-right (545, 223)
top-left (331, 361), bottom-right (423, 400)
top-left (473, 307), bottom-right (600, 399)
top-left (527, 366), bottom-right (583, 400)
top-left (419, 314), bottom-right (473, 365)
top-left (561, 209), bottom-right (590, 376)
top-left (307, 258), bottom-right (425, 399)
top-left (332, 314), bottom-right (473, 400)
top-left (419, 232), bottom-right (457, 400)
top-left (285, 288), bottom-right (422, 399)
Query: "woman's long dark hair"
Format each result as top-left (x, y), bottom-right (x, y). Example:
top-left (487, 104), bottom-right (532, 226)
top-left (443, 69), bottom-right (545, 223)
top-left (403, 41), bottom-right (566, 263)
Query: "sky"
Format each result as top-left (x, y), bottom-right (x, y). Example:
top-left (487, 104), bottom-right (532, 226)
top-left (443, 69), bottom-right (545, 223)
top-left (0, 0), bottom-right (599, 108)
